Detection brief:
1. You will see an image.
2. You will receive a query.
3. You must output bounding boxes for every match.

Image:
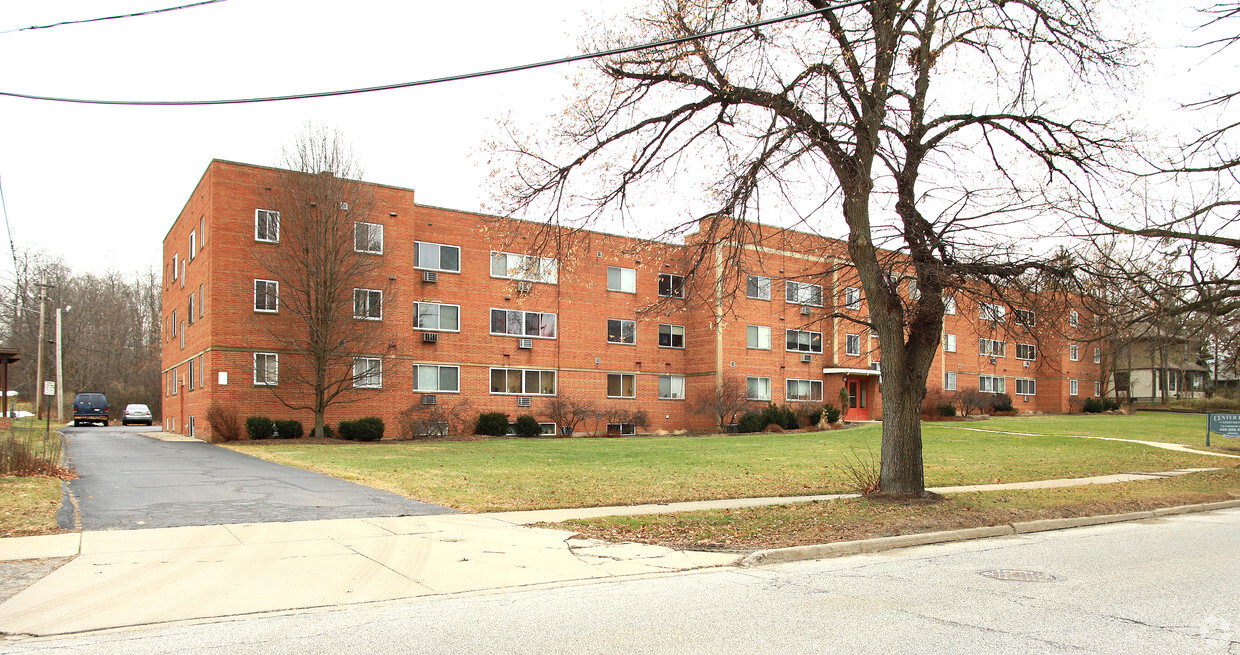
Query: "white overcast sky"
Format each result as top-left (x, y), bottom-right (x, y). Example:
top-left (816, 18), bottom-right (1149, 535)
top-left (0, 0), bottom-right (1229, 281)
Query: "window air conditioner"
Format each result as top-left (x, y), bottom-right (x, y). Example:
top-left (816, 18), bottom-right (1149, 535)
top-left (340, 202), bottom-right (349, 211)
top-left (801, 353), bottom-right (812, 363)
top-left (422, 271), bottom-right (438, 283)
top-left (517, 281), bottom-right (533, 293)
top-left (422, 332), bottom-right (439, 343)
top-left (1023, 360), bottom-right (1030, 368)
top-left (518, 338), bottom-right (533, 349)
top-left (421, 394), bottom-right (437, 405)
top-left (1023, 396), bottom-right (1030, 402)
top-left (800, 305), bottom-right (812, 315)
top-left (990, 357), bottom-right (997, 364)
top-left (517, 396), bottom-right (532, 407)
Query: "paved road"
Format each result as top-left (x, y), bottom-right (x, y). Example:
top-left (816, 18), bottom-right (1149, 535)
top-left (8, 508), bottom-right (1237, 653)
top-left (58, 426), bottom-right (454, 530)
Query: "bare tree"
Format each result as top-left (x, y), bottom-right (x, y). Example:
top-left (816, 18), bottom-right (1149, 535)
top-left (255, 127), bottom-right (395, 438)
top-left (690, 374), bottom-right (753, 432)
top-left (497, 0), bottom-right (1132, 495)
top-left (543, 394), bottom-right (596, 436)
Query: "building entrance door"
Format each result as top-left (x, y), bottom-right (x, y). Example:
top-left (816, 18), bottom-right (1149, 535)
top-left (845, 379), bottom-right (870, 421)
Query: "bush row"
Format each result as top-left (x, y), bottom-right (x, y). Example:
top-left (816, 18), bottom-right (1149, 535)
top-left (735, 403), bottom-right (840, 433)
top-left (242, 416), bottom-right (382, 441)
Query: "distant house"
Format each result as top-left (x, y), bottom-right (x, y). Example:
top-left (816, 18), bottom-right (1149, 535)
top-left (1109, 326), bottom-right (1208, 402)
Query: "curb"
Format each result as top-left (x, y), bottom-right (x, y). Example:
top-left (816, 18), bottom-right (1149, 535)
top-left (739, 499), bottom-right (1240, 567)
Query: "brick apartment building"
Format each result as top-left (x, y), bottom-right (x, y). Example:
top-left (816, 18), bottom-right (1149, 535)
top-left (160, 160), bottom-right (1104, 440)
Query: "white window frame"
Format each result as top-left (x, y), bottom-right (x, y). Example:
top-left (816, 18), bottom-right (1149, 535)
top-left (747, 325), bottom-right (771, 350)
top-left (1014, 309), bottom-right (1036, 327)
top-left (786, 329), bottom-right (824, 353)
top-left (353, 288), bottom-right (383, 321)
top-left (979, 338), bottom-right (1006, 357)
top-left (979, 375), bottom-right (1006, 394)
top-left (607, 266), bottom-right (637, 293)
top-left (658, 374), bottom-right (686, 400)
top-left (785, 379), bottom-right (823, 402)
top-left (1069, 344), bottom-right (1080, 362)
top-left (944, 371), bottom-right (957, 391)
top-left (353, 357), bottom-right (383, 389)
top-left (944, 333), bottom-right (957, 353)
top-left (188, 231), bottom-right (196, 262)
top-left (412, 364), bottom-right (460, 393)
top-left (606, 422), bottom-right (637, 435)
top-left (1069, 309), bottom-right (1080, 327)
top-left (414, 241), bottom-right (461, 273)
top-left (1094, 381), bottom-right (1101, 397)
top-left (785, 281), bottom-right (823, 307)
top-left (606, 372), bottom-right (637, 399)
top-left (1070, 379), bottom-right (1079, 396)
top-left (944, 296), bottom-right (956, 315)
top-left (1093, 347), bottom-right (1101, 364)
top-left (198, 283), bottom-right (204, 318)
top-left (980, 302), bottom-right (1006, 322)
top-left (253, 352), bottom-right (278, 386)
top-left (354, 221), bottom-right (385, 255)
top-left (1016, 378), bottom-right (1037, 396)
top-left (490, 251), bottom-right (558, 284)
top-left (844, 286), bottom-right (861, 310)
top-left (187, 294), bottom-right (195, 326)
top-left (1016, 343), bottom-right (1036, 361)
top-left (607, 318), bottom-right (637, 345)
top-left (489, 367), bottom-right (557, 395)
top-left (747, 274), bottom-right (771, 301)
top-left (658, 323), bottom-right (685, 349)
top-left (507, 421), bottom-right (558, 436)
top-left (908, 280), bottom-right (920, 301)
top-left (254, 279), bottom-right (278, 313)
top-left (413, 302), bottom-right (461, 332)
top-left (490, 308), bottom-right (558, 339)
top-left (845, 333), bottom-right (861, 357)
top-left (172, 253), bottom-right (179, 280)
top-left (255, 209), bottom-right (280, 243)
top-left (747, 376), bottom-right (772, 401)
top-left (658, 273), bottom-right (686, 298)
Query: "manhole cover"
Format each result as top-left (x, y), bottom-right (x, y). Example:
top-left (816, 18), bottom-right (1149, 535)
top-left (979, 569), bottom-right (1058, 582)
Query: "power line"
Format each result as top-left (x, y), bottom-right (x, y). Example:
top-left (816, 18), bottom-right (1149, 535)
top-left (0, 174), bottom-right (16, 278)
top-left (0, 0), bottom-right (866, 107)
top-left (0, 0), bottom-right (229, 35)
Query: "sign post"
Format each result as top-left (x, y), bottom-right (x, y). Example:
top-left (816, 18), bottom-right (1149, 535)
top-left (42, 380), bottom-right (54, 437)
top-left (1206, 413), bottom-right (1240, 447)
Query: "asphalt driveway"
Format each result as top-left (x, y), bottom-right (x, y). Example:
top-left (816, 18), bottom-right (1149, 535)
top-left (58, 426), bottom-right (454, 530)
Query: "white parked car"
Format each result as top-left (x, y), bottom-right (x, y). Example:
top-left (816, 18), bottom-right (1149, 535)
top-left (122, 404), bottom-right (153, 426)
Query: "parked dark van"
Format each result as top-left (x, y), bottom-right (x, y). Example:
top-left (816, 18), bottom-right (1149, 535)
top-left (72, 392), bottom-right (109, 426)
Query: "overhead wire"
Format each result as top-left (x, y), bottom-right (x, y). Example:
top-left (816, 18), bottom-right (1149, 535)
top-left (0, 0), bottom-right (229, 35)
top-left (0, 0), bottom-right (867, 106)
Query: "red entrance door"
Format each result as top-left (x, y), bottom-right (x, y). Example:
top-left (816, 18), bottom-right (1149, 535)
top-left (845, 379), bottom-right (870, 421)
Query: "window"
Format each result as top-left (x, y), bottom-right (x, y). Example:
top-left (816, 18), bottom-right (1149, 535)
top-left (413, 302), bottom-right (460, 332)
top-left (908, 280), bottom-right (920, 300)
top-left (412, 365), bottom-right (460, 393)
top-left (845, 333), bottom-right (861, 357)
top-left (980, 302), bottom-right (1006, 322)
top-left (607, 373), bottom-right (636, 398)
top-left (658, 324), bottom-right (685, 348)
top-left (353, 222), bottom-right (384, 254)
top-left (944, 333), bottom-right (957, 353)
top-left (254, 280), bottom-right (278, 313)
top-left (658, 273), bottom-right (686, 298)
top-left (414, 241), bottom-right (461, 273)
top-left (658, 374), bottom-right (685, 400)
top-left (189, 231), bottom-right (196, 262)
top-left (1069, 344), bottom-right (1079, 361)
top-left (255, 209), bottom-right (279, 242)
top-left (1069, 310), bottom-right (1080, 327)
top-left (1093, 347), bottom-right (1101, 364)
top-left (507, 422), bottom-right (558, 436)
top-left (844, 287), bottom-right (861, 310)
top-left (490, 308), bottom-right (557, 338)
top-left (608, 266), bottom-right (637, 293)
top-left (786, 329), bottom-right (823, 353)
top-left (1094, 381), bottom-right (1101, 397)
top-left (198, 284), bottom-right (204, 318)
top-left (1015, 378), bottom-right (1037, 395)
top-left (353, 289), bottom-right (383, 320)
top-left (1069, 379), bottom-right (1079, 396)
top-left (944, 371), bottom-right (957, 391)
top-left (747, 325), bottom-right (771, 350)
top-left (747, 275), bottom-right (771, 300)
top-left (188, 357), bottom-right (195, 389)
top-left (172, 254), bottom-right (178, 280)
top-left (490, 368), bottom-right (557, 395)
top-left (171, 310), bottom-right (177, 337)
top-left (607, 319), bottom-right (636, 344)
top-left (187, 294), bottom-right (195, 326)
top-left (254, 353), bottom-right (278, 386)
top-left (1016, 343), bottom-right (1036, 361)
top-left (180, 322), bottom-right (185, 349)
top-left (786, 379), bottom-right (823, 401)
top-left (979, 375), bottom-right (1006, 393)
top-left (353, 358), bottom-right (382, 389)
top-left (491, 251), bottom-right (558, 284)
top-left (607, 423), bottom-right (637, 435)
top-left (944, 296), bottom-right (956, 315)
top-left (199, 217), bottom-right (204, 249)
top-left (747, 376), bottom-right (772, 401)
top-left (785, 281), bottom-right (823, 306)
top-left (979, 338), bottom-right (1006, 357)
top-left (1014, 309), bottom-right (1035, 327)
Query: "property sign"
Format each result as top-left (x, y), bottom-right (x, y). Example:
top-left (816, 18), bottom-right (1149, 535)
top-left (42, 380), bottom-right (54, 396)
top-left (1207, 413), bottom-right (1240, 439)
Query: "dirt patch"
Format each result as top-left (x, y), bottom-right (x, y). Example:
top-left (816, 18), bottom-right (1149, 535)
top-left (0, 557), bottom-right (73, 604)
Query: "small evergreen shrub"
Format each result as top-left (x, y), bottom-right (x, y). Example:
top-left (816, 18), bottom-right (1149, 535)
top-left (823, 404), bottom-right (841, 424)
top-left (273, 419), bottom-right (303, 439)
top-left (937, 403), bottom-right (957, 417)
top-left (989, 394), bottom-right (1015, 413)
top-left (475, 412), bottom-right (510, 437)
top-left (339, 417), bottom-right (384, 442)
top-left (1082, 397), bottom-right (1104, 413)
top-left (245, 416), bottom-right (275, 440)
top-left (513, 415), bottom-right (543, 438)
top-left (737, 410), bottom-right (766, 433)
top-left (1102, 398), bottom-right (1121, 411)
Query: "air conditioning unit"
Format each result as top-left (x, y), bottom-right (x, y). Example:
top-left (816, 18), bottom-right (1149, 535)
top-left (801, 353), bottom-right (812, 363)
top-left (422, 271), bottom-right (438, 283)
top-left (800, 305), bottom-right (812, 315)
top-left (517, 396), bottom-right (532, 407)
top-left (990, 357), bottom-right (997, 364)
top-left (1023, 396), bottom-right (1030, 402)
top-left (1023, 360), bottom-right (1030, 368)
top-left (421, 394), bottom-right (437, 405)
top-left (422, 332), bottom-right (439, 343)
top-left (518, 338), bottom-right (533, 349)
top-left (339, 201), bottom-right (350, 210)
top-left (517, 281), bottom-right (533, 293)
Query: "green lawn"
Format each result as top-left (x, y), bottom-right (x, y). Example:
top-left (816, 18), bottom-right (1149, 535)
top-left (0, 476), bottom-right (63, 537)
top-left (227, 415), bottom-right (1235, 512)
top-left (971, 413), bottom-right (1235, 449)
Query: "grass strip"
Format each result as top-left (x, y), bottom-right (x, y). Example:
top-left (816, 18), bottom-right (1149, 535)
top-left (548, 467), bottom-right (1240, 552)
top-left (0, 476), bottom-right (64, 538)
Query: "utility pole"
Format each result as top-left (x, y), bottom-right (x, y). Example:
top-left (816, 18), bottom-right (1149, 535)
top-left (55, 306), bottom-right (64, 421)
top-left (34, 276), bottom-right (46, 419)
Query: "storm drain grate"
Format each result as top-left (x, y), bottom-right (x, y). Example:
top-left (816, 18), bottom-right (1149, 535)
top-left (979, 569), bottom-right (1058, 582)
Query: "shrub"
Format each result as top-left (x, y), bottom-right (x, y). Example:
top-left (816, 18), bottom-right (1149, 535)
top-left (937, 402), bottom-right (957, 417)
top-left (245, 416), bottom-right (275, 440)
top-left (512, 415), bottom-right (543, 438)
top-left (737, 410), bottom-right (766, 433)
top-left (1082, 397), bottom-right (1103, 413)
top-left (339, 417), bottom-right (384, 442)
top-left (1102, 398), bottom-right (1121, 411)
top-left (273, 419), bottom-right (303, 439)
top-left (206, 406), bottom-right (242, 442)
top-left (475, 412), bottom-right (510, 437)
top-left (953, 389), bottom-right (990, 417)
top-left (989, 394), bottom-right (1015, 413)
top-left (823, 404), bottom-right (841, 424)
